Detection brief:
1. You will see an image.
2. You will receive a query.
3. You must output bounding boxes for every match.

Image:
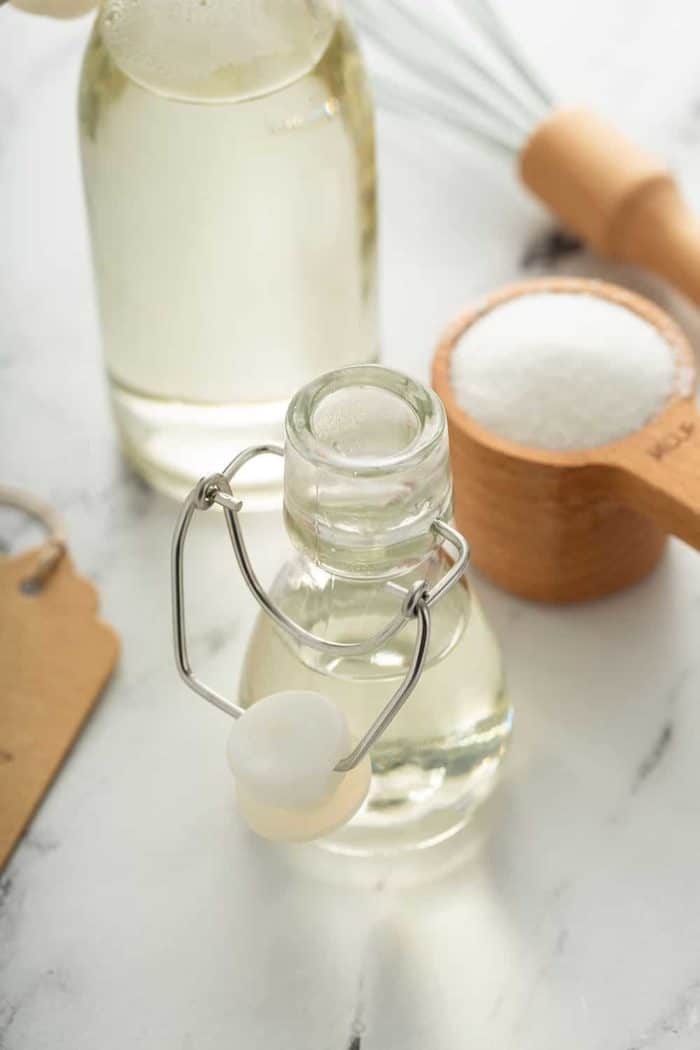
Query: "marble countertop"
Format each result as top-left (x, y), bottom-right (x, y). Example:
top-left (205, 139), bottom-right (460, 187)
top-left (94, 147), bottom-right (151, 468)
top-left (2, 2), bottom-right (700, 1047)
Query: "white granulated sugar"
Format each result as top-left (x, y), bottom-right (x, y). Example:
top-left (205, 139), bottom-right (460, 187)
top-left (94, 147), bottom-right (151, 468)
top-left (450, 293), bottom-right (676, 451)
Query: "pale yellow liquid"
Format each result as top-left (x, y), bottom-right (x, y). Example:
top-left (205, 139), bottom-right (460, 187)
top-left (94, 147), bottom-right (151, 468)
top-left (240, 557), bottom-right (512, 853)
top-left (79, 13), bottom-right (377, 499)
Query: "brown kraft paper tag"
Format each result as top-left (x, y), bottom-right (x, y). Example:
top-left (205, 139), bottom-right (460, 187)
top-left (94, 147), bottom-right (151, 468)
top-left (0, 546), bottom-right (120, 869)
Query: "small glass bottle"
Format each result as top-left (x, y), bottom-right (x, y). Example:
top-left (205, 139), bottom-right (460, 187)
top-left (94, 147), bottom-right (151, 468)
top-left (238, 366), bottom-right (512, 853)
top-left (79, 0), bottom-right (377, 503)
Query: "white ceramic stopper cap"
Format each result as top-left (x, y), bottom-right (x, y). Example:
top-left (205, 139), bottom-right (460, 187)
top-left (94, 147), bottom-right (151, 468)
top-left (235, 758), bottom-right (372, 843)
top-left (227, 690), bottom-right (354, 809)
top-left (227, 691), bottom-right (371, 842)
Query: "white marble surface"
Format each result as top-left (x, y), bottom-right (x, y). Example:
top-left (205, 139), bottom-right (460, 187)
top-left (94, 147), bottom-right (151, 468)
top-left (2, 3), bottom-right (700, 1047)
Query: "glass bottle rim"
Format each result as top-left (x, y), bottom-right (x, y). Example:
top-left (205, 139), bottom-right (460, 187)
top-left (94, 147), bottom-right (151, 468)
top-left (285, 364), bottom-right (446, 475)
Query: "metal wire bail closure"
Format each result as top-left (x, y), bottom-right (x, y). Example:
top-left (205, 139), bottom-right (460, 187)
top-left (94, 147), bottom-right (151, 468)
top-left (171, 444), bottom-right (470, 772)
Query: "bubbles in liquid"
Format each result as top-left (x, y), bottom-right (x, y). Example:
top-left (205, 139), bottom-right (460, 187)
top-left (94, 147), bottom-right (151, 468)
top-left (99, 0), bottom-right (338, 101)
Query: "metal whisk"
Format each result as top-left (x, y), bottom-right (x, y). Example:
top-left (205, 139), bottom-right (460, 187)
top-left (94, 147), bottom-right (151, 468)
top-left (346, 0), bottom-right (700, 308)
top-left (347, 0), bottom-right (553, 154)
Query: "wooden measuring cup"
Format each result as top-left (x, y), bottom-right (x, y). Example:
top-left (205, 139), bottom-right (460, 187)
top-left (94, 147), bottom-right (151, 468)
top-left (432, 277), bottom-right (700, 602)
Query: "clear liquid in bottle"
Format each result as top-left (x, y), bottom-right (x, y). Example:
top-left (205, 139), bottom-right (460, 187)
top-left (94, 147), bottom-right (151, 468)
top-left (240, 559), bottom-right (511, 854)
top-left (239, 366), bottom-right (513, 853)
top-left (79, 1), bottom-right (377, 501)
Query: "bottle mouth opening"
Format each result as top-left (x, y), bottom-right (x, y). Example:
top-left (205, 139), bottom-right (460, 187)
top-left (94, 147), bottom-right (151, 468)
top-left (285, 365), bottom-right (446, 474)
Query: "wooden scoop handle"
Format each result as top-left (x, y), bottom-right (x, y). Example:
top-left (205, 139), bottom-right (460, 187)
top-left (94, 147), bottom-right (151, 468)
top-left (520, 109), bottom-right (700, 306)
top-left (599, 403), bottom-right (700, 549)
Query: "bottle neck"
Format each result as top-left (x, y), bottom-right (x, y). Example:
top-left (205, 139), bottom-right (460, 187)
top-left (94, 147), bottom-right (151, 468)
top-left (283, 365), bottom-right (453, 581)
top-left (292, 541), bottom-right (450, 591)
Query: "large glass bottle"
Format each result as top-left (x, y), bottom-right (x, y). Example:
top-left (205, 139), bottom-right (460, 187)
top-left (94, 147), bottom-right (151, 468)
top-left (79, 0), bottom-right (377, 502)
top-left (239, 366), bottom-right (512, 853)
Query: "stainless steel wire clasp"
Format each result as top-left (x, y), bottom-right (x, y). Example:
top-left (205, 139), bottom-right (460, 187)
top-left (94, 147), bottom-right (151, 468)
top-left (171, 444), bottom-right (470, 772)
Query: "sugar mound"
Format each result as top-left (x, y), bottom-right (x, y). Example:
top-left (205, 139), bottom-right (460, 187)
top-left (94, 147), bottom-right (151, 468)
top-left (450, 292), bottom-right (676, 451)
top-left (227, 690), bottom-right (351, 810)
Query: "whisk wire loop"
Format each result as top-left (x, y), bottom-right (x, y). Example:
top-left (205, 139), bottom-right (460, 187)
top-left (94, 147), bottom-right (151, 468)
top-left (348, 0), bottom-right (553, 151)
top-left (456, 0), bottom-right (553, 109)
top-left (352, 7), bottom-right (529, 147)
top-left (413, 0), bottom-right (547, 128)
top-left (372, 72), bottom-right (521, 153)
